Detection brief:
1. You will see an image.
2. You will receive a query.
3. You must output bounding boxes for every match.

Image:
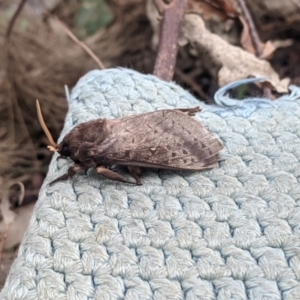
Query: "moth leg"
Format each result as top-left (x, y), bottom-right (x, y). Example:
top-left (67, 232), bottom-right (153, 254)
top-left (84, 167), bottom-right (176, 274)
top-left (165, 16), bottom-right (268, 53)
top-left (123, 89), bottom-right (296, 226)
top-left (96, 166), bottom-right (135, 184)
top-left (175, 106), bottom-right (201, 116)
top-left (50, 173), bottom-right (69, 185)
top-left (50, 164), bottom-right (83, 185)
top-left (127, 166), bottom-right (142, 185)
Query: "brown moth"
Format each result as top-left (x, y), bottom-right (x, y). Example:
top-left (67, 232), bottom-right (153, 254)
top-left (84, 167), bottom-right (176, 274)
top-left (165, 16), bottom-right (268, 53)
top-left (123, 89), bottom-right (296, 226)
top-left (36, 100), bottom-right (223, 185)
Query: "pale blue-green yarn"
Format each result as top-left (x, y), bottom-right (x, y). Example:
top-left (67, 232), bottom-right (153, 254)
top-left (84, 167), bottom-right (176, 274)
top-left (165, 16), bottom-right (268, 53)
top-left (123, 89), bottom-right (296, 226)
top-left (1, 68), bottom-right (300, 300)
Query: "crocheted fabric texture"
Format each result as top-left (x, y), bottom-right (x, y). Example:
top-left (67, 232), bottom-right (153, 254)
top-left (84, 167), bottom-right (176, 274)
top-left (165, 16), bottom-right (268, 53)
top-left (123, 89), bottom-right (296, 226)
top-left (1, 68), bottom-right (300, 300)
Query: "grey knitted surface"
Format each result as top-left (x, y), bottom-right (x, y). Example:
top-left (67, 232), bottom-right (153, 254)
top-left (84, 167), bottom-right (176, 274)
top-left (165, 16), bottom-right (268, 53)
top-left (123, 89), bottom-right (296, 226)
top-left (2, 68), bottom-right (300, 300)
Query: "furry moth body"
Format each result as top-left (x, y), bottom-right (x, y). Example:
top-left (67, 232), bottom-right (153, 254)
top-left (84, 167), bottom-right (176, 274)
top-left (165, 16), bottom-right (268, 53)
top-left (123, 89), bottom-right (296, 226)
top-left (36, 102), bottom-right (223, 185)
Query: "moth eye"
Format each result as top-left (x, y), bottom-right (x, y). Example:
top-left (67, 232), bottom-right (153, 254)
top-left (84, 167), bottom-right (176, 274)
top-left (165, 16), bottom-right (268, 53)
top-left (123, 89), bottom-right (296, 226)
top-left (60, 146), bottom-right (70, 157)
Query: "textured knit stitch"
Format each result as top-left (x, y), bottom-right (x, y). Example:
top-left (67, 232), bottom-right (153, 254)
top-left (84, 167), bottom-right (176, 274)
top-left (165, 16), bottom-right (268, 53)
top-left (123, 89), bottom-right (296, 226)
top-left (1, 68), bottom-right (300, 300)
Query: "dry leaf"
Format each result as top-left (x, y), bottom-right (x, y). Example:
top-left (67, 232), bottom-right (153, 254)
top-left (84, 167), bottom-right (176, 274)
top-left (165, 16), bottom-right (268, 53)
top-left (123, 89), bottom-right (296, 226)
top-left (239, 16), bottom-right (276, 59)
top-left (186, 0), bottom-right (237, 21)
top-left (188, 1), bottom-right (288, 61)
top-left (239, 16), bottom-right (258, 55)
top-left (260, 40), bottom-right (276, 59)
top-left (187, 1), bottom-right (228, 21)
top-left (179, 14), bottom-right (290, 93)
top-left (213, 0), bottom-right (238, 15)
top-left (243, 0), bottom-right (300, 42)
top-left (271, 39), bottom-right (294, 49)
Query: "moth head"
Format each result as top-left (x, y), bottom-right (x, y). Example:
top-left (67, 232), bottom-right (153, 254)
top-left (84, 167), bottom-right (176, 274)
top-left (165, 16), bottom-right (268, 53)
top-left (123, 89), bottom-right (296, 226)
top-left (56, 142), bottom-right (71, 158)
top-left (36, 99), bottom-right (58, 152)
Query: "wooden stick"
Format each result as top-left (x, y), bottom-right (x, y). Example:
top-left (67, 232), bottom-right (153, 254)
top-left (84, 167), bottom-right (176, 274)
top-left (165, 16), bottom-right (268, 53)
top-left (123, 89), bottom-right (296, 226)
top-left (153, 0), bottom-right (188, 81)
top-left (236, 0), bottom-right (263, 57)
top-left (53, 16), bottom-right (105, 70)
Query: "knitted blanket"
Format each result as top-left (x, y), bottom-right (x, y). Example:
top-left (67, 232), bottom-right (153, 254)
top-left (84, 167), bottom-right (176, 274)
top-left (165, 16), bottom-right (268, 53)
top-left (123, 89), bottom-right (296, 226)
top-left (1, 68), bottom-right (300, 300)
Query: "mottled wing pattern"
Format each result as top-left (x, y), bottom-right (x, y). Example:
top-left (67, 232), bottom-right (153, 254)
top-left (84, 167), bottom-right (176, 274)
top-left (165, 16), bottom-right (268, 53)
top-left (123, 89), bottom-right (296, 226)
top-left (98, 110), bottom-right (223, 170)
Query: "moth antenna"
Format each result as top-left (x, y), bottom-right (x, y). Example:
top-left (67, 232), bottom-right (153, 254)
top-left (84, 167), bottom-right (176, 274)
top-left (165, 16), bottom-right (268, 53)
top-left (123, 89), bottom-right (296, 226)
top-left (36, 99), bottom-right (58, 150)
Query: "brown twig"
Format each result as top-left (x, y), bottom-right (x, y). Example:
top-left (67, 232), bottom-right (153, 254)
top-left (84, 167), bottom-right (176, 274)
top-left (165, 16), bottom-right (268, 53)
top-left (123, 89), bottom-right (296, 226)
top-left (153, 0), bottom-right (188, 81)
top-left (175, 69), bottom-right (207, 100)
top-left (5, 0), bottom-right (28, 40)
top-left (52, 16), bottom-right (105, 70)
top-left (236, 0), bottom-right (263, 57)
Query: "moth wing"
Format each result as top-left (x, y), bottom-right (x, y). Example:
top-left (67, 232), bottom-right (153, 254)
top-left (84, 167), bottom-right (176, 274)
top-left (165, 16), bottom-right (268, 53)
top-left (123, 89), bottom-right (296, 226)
top-left (98, 110), bottom-right (223, 170)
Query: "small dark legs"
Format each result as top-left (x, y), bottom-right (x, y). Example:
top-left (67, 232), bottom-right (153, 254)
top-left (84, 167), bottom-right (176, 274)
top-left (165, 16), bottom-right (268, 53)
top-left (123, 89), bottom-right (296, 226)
top-left (127, 166), bottom-right (142, 185)
top-left (50, 164), bottom-right (143, 186)
top-left (50, 164), bottom-right (84, 185)
top-left (50, 173), bottom-right (69, 185)
top-left (96, 166), bottom-right (136, 185)
top-left (175, 106), bottom-right (201, 116)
